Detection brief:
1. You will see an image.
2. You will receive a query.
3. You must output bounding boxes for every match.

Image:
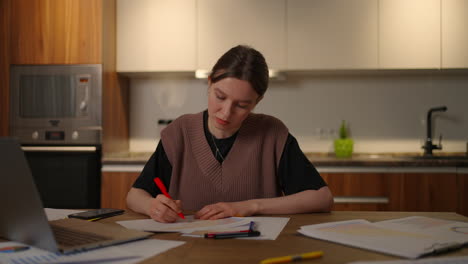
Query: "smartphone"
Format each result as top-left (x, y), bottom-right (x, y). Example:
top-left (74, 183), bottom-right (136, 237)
top-left (68, 208), bottom-right (124, 220)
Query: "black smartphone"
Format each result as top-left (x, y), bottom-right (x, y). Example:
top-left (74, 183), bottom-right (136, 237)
top-left (68, 208), bottom-right (124, 220)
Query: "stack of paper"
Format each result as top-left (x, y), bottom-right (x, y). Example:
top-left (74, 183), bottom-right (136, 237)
top-left (348, 255), bottom-right (468, 264)
top-left (298, 216), bottom-right (468, 259)
top-left (117, 215), bottom-right (289, 240)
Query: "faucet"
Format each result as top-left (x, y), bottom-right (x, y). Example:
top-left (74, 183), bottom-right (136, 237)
top-left (422, 106), bottom-right (447, 156)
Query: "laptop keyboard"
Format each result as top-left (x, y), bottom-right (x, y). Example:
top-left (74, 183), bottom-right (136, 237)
top-left (51, 224), bottom-right (111, 247)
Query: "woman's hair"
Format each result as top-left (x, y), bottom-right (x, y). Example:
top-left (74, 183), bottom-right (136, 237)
top-left (209, 45), bottom-right (269, 97)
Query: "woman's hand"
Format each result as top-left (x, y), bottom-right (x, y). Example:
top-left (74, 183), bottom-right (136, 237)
top-left (146, 194), bottom-right (183, 223)
top-left (195, 201), bottom-right (258, 220)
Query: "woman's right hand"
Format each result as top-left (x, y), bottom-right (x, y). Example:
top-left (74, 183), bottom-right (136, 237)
top-left (146, 194), bottom-right (183, 223)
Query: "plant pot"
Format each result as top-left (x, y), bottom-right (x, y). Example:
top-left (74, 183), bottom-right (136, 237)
top-left (334, 138), bottom-right (354, 158)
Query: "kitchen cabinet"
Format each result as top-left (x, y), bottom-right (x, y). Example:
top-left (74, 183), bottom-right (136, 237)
top-left (457, 172), bottom-right (468, 217)
top-left (287, 0), bottom-right (378, 70)
top-left (399, 172), bottom-right (458, 213)
top-left (197, 0), bottom-right (285, 70)
top-left (0, 0), bottom-right (10, 137)
top-left (116, 0), bottom-right (196, 72)
top-left (115, 0), bottom-right (468, 72)
top-left (10, 0), bottom-right (102, 64)
top-left (101, 171), bottom-right (140, 210)
top-left (321, 171), bottom-right (462, 215)
top-left (321, 172), bottom-right (401, 211)
top-left (441, 0), bottom-right (468, 68)
top-left (379, 0), bottom-right (440, 69)
top-left (102, 164), bottom-right (467, 215)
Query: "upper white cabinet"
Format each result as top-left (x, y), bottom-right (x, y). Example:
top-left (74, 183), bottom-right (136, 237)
top-left (116, 0), bottom-right (467, 72)
top-left (117, 0), bottom-right (196, 72)
top-left (197, 0), bottom-right (286, 70)
top-left (287, 0), bottom-right (378, 70)
top-left (442, 0), bottom-right (468, 68)
top-left (379, 0), bottom-right (440, 69)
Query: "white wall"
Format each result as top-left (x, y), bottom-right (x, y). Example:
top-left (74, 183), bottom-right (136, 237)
top-left (129, 71), bottom-right (468, 153)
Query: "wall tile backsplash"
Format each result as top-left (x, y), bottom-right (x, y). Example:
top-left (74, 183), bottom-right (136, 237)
top-left (129, 72), bottom-right (468, 153)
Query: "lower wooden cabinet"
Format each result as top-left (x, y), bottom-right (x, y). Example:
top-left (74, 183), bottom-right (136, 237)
top-left (101, 171), bottom-right (139, 210)
top-left (322, 171), bottom-right (463, 216)
top-left (321, 173), bottom-right (402, 211)
top-left (399, 172), bottom-right (458, 213)
top-left (458, 173), bottom-right (468, 217)
top-left (100, 169), bottom-right (467, 216)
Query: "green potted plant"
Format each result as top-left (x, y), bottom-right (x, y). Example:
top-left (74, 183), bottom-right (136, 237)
top-left (334, 120), bottom-right (354, 158)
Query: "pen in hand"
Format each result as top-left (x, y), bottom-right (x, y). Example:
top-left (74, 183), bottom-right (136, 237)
top-left (153, 177), bottom-right (185, 219)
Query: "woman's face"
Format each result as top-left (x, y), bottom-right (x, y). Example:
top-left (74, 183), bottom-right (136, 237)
top-left (207, 77), bottom-right (262, 138)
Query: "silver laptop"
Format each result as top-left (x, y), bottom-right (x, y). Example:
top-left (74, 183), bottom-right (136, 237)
top-left (0, 138), bottom-right (151, 253)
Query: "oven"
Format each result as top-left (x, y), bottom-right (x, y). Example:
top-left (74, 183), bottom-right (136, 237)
top-left (21, 145), bottom-right (101, 208)
top-left (10, 65), bottom-right (102, 209)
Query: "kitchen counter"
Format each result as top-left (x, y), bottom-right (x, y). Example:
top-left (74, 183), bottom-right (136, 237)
top-left (103, 151), bottom-right (153, 164)
top-left (103, 151), bottom-right (468, 167)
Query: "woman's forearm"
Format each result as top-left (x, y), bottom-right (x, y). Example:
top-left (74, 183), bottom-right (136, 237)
top-left (252, 186), bottom-right (333, 215)
top-left (126, 187), bottom-right (153, 216)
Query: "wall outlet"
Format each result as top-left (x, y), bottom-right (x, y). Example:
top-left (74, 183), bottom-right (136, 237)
top-left (314, 128), bottom-right (337, 139)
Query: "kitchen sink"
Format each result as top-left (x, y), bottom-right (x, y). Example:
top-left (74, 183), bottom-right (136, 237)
top-left (407, 155), bottom-right (468, 160)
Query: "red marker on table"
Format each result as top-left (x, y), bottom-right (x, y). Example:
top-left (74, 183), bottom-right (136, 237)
top-left (153, 177), bottom-right (185, 219)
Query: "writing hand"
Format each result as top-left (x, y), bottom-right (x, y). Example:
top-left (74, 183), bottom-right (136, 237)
top-left (147, 194), bottom-right (183, 223)
top-left (195, 201), bottom-right (258, 220)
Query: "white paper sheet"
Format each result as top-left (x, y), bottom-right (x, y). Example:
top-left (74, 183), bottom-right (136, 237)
top-left (348, 255), bottom-right (468, 264)
top-left (44, 208), bottom-right (85, 221)
top-left (181, 221), bottom-right (252, 238)
top-left (237, 217), bottom-right (289, 240)
top-left (117, 215), bottom-right (252, 233)
top-left (298, 217), bottom-right (468, 259)
top-left (119, 216), bottom-right (289, 241)
top-left (0, 239), bottom-right (185, 264)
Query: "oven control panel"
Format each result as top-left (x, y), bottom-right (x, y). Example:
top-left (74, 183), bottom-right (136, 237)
top-left (18, 128), bottom-right (101, 145)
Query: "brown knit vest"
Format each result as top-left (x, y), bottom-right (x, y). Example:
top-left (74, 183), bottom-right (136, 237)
top-left (161, 111), bottom-right (289, 211)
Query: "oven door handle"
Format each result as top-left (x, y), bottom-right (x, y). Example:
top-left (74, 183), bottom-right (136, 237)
top-left (21, 146), bottom-right (97, 152)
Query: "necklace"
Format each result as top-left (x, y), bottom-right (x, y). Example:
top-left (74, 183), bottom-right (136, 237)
top-left (210, 133), bottom-right (225, 162)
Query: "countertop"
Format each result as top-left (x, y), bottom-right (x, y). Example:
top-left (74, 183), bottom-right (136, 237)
top-left (102, 151), bottom-right (468, 167)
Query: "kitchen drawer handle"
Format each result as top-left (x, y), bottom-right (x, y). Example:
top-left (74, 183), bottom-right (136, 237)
top-left (334, 196), bottom-right (389, 204)
top-left (21, 146), bottom-right (97, 152)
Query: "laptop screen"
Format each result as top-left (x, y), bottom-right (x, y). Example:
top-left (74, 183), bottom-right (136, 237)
top-left (0, 138), bottom-right (58, 252)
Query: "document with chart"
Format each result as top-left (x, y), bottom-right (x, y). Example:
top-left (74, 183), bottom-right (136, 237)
top-left (298, 216), bottom-right (468, 259)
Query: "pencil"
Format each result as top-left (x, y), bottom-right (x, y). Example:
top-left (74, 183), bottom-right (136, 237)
top-left (260, 251), bottom-right (324, 264)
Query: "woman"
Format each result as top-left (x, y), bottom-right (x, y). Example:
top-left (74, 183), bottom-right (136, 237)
top-left (127, 45), bottom-right (333, 223)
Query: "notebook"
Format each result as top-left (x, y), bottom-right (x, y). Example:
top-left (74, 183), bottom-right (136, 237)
top-left (0, 138), bottom-right (151, 253)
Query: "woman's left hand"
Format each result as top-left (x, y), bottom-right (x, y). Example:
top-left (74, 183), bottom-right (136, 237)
top-left (195, 201), bottom-right (258, 220)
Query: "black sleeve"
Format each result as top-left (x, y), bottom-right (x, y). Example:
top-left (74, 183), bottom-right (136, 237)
top-left (132, 140), bottom-right (173, 197)
top-left (278, 133), bottom-right (326, 195)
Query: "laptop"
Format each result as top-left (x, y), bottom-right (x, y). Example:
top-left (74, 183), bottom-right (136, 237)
top-left (0, 138), bottom-right (151, 253)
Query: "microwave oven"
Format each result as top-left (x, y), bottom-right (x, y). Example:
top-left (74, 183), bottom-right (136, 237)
top-left (10, 65), bottom-right (102, 145)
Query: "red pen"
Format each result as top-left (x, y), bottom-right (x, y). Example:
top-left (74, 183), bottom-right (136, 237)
top-left (153, 177), bottom-right (185, 219)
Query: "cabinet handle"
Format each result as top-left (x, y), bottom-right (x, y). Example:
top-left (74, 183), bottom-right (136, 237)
top-left (21, 146), bottom-right (97, 152)
top-left (334, 196), bottom-right (389, 204)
